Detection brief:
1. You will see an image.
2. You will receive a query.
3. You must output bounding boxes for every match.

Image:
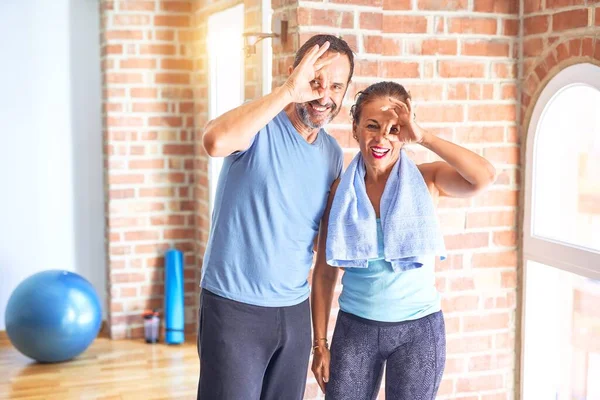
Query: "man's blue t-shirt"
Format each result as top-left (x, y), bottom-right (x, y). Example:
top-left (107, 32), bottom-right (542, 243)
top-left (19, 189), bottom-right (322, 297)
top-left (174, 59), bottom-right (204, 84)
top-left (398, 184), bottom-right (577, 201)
top-left (200, 110), bottom-right (343, 307)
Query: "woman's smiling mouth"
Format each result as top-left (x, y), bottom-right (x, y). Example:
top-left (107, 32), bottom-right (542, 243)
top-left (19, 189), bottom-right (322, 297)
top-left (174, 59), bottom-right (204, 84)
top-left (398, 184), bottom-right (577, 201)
top-left (370, 146), bottom-right (390, 159)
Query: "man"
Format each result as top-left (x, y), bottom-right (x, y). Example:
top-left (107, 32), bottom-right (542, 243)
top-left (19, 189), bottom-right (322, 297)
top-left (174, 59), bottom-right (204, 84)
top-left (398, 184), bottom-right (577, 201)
top-left (197, 34), bottom-right (355, 400)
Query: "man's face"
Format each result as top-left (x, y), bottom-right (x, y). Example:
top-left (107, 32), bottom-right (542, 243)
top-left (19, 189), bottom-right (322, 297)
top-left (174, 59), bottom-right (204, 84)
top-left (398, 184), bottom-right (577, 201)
top-left (295, 52), bottom-right (351, 129)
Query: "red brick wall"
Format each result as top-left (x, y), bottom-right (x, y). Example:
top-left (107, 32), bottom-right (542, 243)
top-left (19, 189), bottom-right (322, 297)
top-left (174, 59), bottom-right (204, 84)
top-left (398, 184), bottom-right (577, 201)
top-left (272, 0), bottom-right (301, 89)
top-left (521, 1), bottom-right (600, 123)
top-left (100, 0), bottom-right (198, 339)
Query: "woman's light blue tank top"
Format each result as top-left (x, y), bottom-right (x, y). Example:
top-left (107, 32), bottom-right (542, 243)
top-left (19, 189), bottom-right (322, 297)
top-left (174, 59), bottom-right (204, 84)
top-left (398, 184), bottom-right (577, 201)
top-left (338, 219), bottom-right (441, 322)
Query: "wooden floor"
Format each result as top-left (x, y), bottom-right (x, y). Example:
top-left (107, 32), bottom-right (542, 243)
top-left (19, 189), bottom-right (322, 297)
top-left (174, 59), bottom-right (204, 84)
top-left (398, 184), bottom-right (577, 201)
top-left (0, 335), bottom-right (199, 399)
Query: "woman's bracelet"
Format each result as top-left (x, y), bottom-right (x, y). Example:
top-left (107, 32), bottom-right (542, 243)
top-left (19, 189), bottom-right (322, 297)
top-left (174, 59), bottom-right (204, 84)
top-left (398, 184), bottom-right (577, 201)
top-left (312, 344), bottom-right (328, 353)
top-left (312, 337), bottom-right (329, 354)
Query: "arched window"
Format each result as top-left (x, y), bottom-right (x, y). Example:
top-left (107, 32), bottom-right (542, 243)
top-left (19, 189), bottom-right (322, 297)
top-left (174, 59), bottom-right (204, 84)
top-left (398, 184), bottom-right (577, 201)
top-left (522, 63), bottom-right (600, 399)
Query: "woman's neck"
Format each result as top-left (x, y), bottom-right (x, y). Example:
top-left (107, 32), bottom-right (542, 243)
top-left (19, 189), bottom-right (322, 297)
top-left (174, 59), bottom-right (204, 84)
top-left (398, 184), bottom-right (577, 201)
top-left (364, 163), bottom-right (393, 185)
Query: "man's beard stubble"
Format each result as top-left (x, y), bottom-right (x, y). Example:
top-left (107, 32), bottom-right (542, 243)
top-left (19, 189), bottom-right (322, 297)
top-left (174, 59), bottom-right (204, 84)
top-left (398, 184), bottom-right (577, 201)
top-left (295, 100), bottom-right (340, 129)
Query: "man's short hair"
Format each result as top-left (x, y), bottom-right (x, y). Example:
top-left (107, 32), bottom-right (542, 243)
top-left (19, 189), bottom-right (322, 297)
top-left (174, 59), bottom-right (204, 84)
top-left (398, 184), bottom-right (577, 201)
top-left (293, 34), bottom-right (355, 84)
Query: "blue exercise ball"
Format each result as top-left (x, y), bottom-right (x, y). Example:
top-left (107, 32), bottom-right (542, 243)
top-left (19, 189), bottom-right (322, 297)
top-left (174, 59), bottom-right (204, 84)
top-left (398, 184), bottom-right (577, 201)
top-left (5, 270), bottom-right (102, 363)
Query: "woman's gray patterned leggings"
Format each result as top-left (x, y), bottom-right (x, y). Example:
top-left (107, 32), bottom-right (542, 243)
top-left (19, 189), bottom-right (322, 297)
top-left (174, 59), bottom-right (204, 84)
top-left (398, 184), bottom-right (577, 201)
top-left (326, 310), bottom-right (446, 400)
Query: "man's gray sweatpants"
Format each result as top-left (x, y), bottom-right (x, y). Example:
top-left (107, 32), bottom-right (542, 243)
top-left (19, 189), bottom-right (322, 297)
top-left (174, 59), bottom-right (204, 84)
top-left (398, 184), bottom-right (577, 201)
top-left (196, 289), bottom-right (311, 400)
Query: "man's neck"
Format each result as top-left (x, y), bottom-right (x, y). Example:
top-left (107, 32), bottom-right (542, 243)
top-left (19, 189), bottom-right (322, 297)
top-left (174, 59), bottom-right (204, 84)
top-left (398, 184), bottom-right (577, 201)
top-left (284, 105), bottom-right (320, 144)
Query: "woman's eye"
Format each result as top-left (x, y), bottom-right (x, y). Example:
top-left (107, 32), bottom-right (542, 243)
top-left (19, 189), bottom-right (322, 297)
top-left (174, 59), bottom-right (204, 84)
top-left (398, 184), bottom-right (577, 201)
top-left (390, 127), bottom-right (399, 133)
top-left (367, 124), bottom-right (377, 129)
top-left (310, 80), bottom-right (321, 88)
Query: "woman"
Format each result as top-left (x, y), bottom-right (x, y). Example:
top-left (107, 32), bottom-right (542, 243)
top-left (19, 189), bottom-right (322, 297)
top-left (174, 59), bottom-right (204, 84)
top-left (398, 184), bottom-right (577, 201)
top-left (310, 81), bottom-right (496, 399)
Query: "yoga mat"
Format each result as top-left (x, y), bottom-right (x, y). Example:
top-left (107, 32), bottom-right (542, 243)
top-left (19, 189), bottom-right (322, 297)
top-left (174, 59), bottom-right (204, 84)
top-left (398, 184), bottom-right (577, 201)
top-left (164, 248), bottom-right (184, 344)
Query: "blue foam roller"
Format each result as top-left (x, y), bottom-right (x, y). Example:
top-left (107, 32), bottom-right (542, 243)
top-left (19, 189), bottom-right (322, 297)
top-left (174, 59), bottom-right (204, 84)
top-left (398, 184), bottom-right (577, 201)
top-left (164, 248), bottom-right (184, 344)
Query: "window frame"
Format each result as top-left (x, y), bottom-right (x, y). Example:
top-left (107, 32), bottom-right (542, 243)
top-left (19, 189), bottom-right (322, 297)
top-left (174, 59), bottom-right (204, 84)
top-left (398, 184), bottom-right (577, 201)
top-left (523, 62), bottom-right (600, 280)
top-left (522, 62), bottom-right (600, 400)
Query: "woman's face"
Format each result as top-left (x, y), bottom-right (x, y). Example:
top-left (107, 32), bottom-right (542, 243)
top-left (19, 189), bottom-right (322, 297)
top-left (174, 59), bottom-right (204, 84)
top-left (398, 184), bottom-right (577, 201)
top-left (354, 96), bottom-right (405, 174)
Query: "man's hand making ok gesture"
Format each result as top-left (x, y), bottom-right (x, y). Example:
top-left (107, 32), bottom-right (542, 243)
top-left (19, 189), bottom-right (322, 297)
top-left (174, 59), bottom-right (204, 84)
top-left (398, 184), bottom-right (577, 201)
top-left (283, 41), bottom-right (340, 104)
